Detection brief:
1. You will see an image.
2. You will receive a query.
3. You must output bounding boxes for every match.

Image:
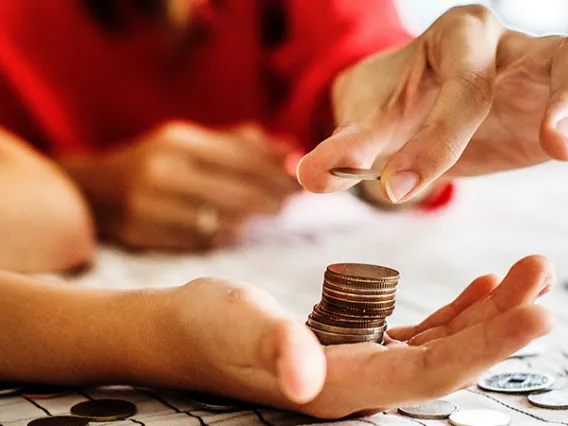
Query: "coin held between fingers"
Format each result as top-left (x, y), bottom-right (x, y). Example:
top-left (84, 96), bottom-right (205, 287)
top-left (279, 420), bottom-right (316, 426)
top-left (330, 167), bottom-right (381, 181)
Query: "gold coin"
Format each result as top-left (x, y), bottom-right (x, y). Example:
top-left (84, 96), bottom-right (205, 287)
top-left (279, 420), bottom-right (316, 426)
top-left (71, 399), bottom-right (137, 422)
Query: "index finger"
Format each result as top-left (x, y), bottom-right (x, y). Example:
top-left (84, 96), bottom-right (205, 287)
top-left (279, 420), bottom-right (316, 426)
top-left (381, 6), bottom-right (503, 203)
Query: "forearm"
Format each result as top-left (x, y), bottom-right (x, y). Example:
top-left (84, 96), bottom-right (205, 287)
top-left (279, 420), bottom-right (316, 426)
top-left (0, 271), bottom-right (171, 385)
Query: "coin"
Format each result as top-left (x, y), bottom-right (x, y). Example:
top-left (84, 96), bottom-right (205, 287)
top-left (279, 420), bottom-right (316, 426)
top-left (322, 295), bottom-right (396, 310)
top-left (398, 399), bottom-right (458, 420)
top-left (307, 263), bottom-right (399, 346)
top-left (323, 279), bottom-right (397, 294)
top-left (323, 286), bottom-right (396, 301)
top-left (190, 393), bottom-right (243, 411)
top-left (326, 263), bottom-right (399, 281)
top-left (71, 399), bottom-right (137, 421)
top-left (319, 300), bottom-right (395, 316)
top-left (307, 316), bottom-right (386, 335)
top-left (449, 409), bottom-right (511, 426)
top-left (311, 308), bottom-right (386, 328)
top-left (528, 389), bottom-right (568, 409)
top-left (28, 416), bottom-right (89, 426)
top-left (22, 384), bottom-right (73, 399)
top-left (330, 167), bottom-right (381, 181)
top-left (0, 382), bottom-right (24, 396)
top-left (478, 372), bottom-right (554, 393)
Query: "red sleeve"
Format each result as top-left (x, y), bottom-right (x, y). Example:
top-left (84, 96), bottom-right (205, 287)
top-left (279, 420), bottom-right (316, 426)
top-left (270, 0), bottom-right (412, 149)
top-left (418, 182), bottom-right (456, 211)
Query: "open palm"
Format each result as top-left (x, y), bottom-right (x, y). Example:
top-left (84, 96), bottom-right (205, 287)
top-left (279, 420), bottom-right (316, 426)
top-left (161, 256), bottom-right (553, 419)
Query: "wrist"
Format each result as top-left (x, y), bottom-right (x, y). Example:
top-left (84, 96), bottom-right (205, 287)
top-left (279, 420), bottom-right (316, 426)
top-left (106, 287), bottom-right (187, 387)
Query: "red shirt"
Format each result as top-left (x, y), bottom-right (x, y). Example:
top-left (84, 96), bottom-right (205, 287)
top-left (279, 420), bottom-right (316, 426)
top-left (0, 0), bottom-right (452, 209)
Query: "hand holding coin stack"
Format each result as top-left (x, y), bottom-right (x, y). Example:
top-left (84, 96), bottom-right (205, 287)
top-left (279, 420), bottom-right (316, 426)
top-left (306, 263), bottom-right (399, 345)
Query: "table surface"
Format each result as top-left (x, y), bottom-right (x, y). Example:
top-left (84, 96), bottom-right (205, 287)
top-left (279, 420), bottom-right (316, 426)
top-left (2, 162), bottom-right (568, 426)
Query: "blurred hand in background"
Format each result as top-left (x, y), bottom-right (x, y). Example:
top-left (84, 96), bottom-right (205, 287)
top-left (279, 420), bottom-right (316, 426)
top-left (61, 122), bottom-right (299, 251)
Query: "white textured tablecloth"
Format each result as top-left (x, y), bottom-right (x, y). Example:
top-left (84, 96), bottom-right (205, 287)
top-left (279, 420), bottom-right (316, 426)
top-left (2, 162), bottom-right (568, 425)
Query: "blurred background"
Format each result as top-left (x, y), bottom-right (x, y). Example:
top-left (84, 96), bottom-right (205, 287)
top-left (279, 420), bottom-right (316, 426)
top-left (396, 0), bottom-right (568, 35)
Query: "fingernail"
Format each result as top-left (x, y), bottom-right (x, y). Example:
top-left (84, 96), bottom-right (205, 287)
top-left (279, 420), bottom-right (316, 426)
top-left (556, 117), bottom-right (568, 138)
top-left (385, 171), bottom-right (419, 203)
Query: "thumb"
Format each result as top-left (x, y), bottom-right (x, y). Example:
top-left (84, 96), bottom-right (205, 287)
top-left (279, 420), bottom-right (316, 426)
top-left (296, 124), bottom-right (385, 193)
top-left (260, 318), bottom-right (327, 404)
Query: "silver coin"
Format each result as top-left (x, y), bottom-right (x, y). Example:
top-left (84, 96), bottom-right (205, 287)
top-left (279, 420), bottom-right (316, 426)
top-left (528, 389), bottom-right (568, 409)
top-left (330, 167), bottom-right (381, 181)
top-left (190, 393), bottom-right (242, 412)
top-left (398, 399), bottom-right (458, 419)
top-left (478, 372), bottom-right (554, 393)
top-left (449, 409), bottom-right (511, 426)
top-left (0, 382), bottom-right (24, 396)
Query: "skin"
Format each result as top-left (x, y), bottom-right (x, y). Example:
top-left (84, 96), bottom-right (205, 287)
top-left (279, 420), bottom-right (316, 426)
top-left (59, 122), bottom-right (299, 251)
top-left (0, 128), bottom-right (94, 273)
top-left (297, 5), bottom-right (568, 203)
top-left (0, 3), bottom-right (562, 418)
top-left (0, 255), bottom-right (554, 419)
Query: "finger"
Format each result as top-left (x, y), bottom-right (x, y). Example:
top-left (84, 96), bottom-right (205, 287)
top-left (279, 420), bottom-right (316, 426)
top-left (271, 320), bottom-right (327, 403)
top-left (540, 36), bottom-right (568, 161)
top-left (361, 305), bottom-right (552, 411)
top-left (448, 255), bottom-right (554, 331)
top-left (231, 123), bottom-right (296, 158)
top-left (381, 6), bottom-right (503, 203)
top-left (164, 123), bottom-right (298, 193)
top-left (116, 220), bottom-right (211, 251)
top-left (149, 156), bottom-right (288, 216)
top-left (190, 280), bottom-right (326, 405)
top-left (409, 255), bottom-right (554, 346)
top-left (412, 305), bottom-right (552, 402)
top-left (128, 194), bottom-right (241, 242)
top-left (389, 274), bottom-right (499, 342)
top-left (296, 124), bottom-right (386, 193)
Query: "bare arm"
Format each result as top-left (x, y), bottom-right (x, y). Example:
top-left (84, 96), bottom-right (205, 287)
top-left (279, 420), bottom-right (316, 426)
top-left (0, 270), bottom-right (163, 384)
top-left (0, 129), bottom-right (94, 272)
top-left (0, 256), bottom-right (552, 418)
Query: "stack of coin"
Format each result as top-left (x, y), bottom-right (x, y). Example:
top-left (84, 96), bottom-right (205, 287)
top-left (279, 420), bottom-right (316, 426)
top-left (306, 263), bottom-right (399, 345)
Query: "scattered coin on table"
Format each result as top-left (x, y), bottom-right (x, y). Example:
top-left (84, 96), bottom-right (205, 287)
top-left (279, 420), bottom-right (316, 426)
top-left (190, 392), bottom-right (243, 411)
top-left (305, 263), bottom-right (399, 346)
top-left (478, 372), bottom-right (554, 393)
top-left (330, 167), bottom-right (381, 181)
top-left (0, 382), bottom-right (24, 396)
top-left (28, 416), bottom-right (89, 426)
top-left (449, 409), bottom-right (511, 426)
top-left (22, 384), bottom-right (73, 399)
top-left (70, 399), bottom-right (137, 422)
top-left (528, 389), bottom-right (568, 410)
top-left (398, 399), bottom-right (458, 419)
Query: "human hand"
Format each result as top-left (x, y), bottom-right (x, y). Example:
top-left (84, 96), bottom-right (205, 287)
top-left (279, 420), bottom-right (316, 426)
top-left (297, 5), bottom-right (568, 203)
top-left (143, 255), bottom-right (553, 419)
top-left (62, 122), bottom-right (299, 251)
